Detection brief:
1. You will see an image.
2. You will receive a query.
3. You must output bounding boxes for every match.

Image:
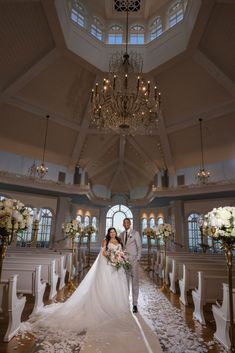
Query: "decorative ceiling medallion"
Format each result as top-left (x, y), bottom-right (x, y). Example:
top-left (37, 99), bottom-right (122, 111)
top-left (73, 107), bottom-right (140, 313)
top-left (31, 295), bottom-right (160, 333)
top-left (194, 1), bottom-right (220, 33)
top-left (114, 0), bottom-right (141, 12)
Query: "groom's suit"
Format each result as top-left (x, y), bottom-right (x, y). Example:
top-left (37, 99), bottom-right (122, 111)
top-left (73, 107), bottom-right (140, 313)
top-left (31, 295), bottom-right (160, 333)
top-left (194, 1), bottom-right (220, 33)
top-left (120, 228), bottom-right (142, 306)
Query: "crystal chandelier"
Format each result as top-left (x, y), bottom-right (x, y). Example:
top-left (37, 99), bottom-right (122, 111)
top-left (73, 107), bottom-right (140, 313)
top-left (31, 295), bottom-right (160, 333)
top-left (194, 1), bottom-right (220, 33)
top-left (90, 0), bottom-right (161, 135)
top-left (37, 115), bottom-right (49, 178)
top-left (197, 118), bottom-right (210, 184)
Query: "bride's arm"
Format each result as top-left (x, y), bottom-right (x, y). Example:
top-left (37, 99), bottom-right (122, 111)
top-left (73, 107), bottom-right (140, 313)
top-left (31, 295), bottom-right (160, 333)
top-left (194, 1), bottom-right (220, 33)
top-left (102, 239), bottom-right (107, 256)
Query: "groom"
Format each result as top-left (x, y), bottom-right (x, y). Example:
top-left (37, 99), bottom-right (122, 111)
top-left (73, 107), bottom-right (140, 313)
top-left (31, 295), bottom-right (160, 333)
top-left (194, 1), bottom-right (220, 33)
top-left (120, 217), bottom-right (142, 313)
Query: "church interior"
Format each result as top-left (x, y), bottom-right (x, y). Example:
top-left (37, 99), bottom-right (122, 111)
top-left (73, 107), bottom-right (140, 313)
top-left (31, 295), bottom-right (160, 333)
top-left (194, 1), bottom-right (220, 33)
top-left (0, 0), bottom-right (235, 352)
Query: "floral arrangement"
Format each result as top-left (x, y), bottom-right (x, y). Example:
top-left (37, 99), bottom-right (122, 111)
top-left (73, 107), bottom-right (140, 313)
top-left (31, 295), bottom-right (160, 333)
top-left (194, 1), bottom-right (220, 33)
top-left (156, 223), bottom-right (173, 239)
top-left (143, 227), bottom-right (156, 238)
top-left (105, 248), bottom-right (131, 271)
top-left (83, 225), bottom-right (96, 236)
top-left (62, 219), bottom-right (81, 237)
top-left (202, 206), bottom-right (235, 241)
top-left (0, 198), bottom-right (32, 234)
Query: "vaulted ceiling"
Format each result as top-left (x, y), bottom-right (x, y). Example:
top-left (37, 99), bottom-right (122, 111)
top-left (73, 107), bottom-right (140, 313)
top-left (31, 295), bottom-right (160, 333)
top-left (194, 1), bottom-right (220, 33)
top-left (0, 0), bottom-right (234, 198)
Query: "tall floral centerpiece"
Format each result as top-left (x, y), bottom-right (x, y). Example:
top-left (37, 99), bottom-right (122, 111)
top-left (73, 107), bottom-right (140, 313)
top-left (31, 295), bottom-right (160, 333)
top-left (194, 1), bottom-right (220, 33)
top-left (0, 198), bottom-right (32, 280)
top-left (62, 219), bottom-right (81, 290)
top-left (203, 207), bottom-right (235, 352)
top-left (156, 223), bottom-right (174, 291)
top-left (143, 227), bottom-right (156, 272)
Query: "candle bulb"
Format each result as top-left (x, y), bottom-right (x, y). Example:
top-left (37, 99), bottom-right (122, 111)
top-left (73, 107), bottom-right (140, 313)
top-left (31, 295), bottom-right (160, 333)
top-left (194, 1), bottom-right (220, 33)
top-left (91, 89), bottom-right (94, 102)
top-left (158, 92), bottom-right (161, 107)
top-left (125, 74), bottom-right (128, 89)
top-left (103, 78), bottom-right (106, 87)
top-left (154, 86), bottom-right (157, 100)
top-left (147, 81), bottom-right (150, 95)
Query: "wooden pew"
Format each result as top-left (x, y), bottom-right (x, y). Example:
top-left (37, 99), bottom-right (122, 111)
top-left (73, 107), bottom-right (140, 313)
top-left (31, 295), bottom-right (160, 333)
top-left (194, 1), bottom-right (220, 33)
top-left (0, 275), bottom-right (26, 342)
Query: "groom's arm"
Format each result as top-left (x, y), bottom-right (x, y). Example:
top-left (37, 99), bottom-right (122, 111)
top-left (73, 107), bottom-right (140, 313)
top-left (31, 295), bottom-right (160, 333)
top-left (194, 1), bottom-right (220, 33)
top-left (135, 231), bottom-right (142, 261)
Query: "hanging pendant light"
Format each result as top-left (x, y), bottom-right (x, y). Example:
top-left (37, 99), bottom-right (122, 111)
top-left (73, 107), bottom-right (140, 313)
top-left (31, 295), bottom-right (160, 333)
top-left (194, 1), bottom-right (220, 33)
top-left (36, 115), bottom-right (49, 178)
top-left (197, 118), bottom-right (210, 184)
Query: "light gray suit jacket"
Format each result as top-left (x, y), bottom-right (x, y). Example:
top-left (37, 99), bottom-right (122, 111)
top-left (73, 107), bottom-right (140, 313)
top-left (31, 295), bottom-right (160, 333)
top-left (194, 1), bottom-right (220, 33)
top-left (120, 229), bottom-right (142, 261)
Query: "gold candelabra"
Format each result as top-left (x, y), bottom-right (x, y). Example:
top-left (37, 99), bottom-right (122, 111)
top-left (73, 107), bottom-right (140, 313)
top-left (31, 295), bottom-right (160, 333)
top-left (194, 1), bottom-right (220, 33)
top-left (222, 240), bottom-right (235, 352)
top-left (145, 235), bottom-right (153, 272)
top-left (198, 225), bottom-right (210, 253)
top-left (160, 237), bottom-right (168, 292)
top-left (67, 233), bottom-right (78, 291)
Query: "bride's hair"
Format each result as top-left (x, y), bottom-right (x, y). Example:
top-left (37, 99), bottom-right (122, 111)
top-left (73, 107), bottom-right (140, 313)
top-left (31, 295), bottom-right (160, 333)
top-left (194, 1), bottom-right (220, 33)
top-left (105, 227), bottom-right (123, 250)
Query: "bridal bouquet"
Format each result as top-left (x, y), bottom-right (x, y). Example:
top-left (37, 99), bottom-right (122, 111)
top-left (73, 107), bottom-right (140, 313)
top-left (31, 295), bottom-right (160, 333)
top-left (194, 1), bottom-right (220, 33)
top-left (105, 248), bottom-right (131, 271)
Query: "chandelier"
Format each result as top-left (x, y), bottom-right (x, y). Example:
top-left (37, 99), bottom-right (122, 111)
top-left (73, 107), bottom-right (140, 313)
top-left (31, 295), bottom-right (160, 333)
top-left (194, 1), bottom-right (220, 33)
top-left (197, 118), bottom-right (210, 184)
top-left (36, 115), bottom-right (49, 178)
top-left (90, 1), bottom-right (161, 135)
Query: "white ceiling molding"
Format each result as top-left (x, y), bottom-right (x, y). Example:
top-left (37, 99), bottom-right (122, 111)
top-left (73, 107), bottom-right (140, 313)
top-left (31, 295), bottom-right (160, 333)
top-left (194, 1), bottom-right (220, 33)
top-left (193, 50), bottom-right (235, 98)
top-left (0, 48), bottom-right (59, 105)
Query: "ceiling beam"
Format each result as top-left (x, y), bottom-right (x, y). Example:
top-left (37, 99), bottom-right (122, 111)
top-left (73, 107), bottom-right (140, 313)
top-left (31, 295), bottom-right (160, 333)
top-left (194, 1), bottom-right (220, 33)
top-left (166, 100), bottom-right (235, 134)
top-left (121, 165), bottom-right (133, 190)
top-left (128, 136), bottom-right (160, 173)
top-left (90, 158), bottom-right (119, 178)
top-left (6, 96), bottom-right (80, 132)
top-left (83, 135), bottom-right (119, 170)
top-left (108, 165), bottom-right (121, 189)
top-left (124, 159), bottom-right (152, 180)
top-left (158, 111), bottom-right (175, 174)
top-left (193, 50), bottom-right (235, 98)
top-left (0, 48), bottom-right (60, 105)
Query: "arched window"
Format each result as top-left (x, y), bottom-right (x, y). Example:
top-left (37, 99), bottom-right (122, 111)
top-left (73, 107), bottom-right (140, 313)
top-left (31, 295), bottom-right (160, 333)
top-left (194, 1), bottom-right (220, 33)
top-left (17, 206), bottom-right (34, 247)
top-left (0, 194), bottom-right (10, 200)
top-left (150, 17), bottom-right (162, 41)
top-left (168, 1), bottom-right (185, 28)
top-left (37, 208), bottom-right (53, 248)
top-left (108, 25), bottom-right (123, 44)
top-left (91, 17), bottom-right (103, 41)
top-left (157, 217), bottom-right (164, 225)
top-left (141, 218), bottom-right (148, 244)
top-left (130, 25), bottom-right (145, 44)
top-left (106, 205), bottom-right (133, 235)
top-left (84, 215), bottom-right (90, 227)
top-left (76, 214), bottom-right (82, 224)
top-left (70, 0), bottom-right (86, 28)
top-left (91, 216), bottom-right (97, 242)
top-left (188, 213), bottom-right (200, 252)
top-left (149, 217), bottom-right (155, 229)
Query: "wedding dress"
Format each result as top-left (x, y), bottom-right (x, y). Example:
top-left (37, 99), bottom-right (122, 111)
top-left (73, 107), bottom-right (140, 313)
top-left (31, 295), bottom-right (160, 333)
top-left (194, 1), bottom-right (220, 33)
top-left (20, 243), bottom-right (160, 353)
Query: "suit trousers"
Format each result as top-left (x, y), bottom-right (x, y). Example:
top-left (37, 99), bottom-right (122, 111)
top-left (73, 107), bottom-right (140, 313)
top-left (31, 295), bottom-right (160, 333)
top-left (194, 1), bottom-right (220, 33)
top-left (127, 257), bottom-right (139, 306)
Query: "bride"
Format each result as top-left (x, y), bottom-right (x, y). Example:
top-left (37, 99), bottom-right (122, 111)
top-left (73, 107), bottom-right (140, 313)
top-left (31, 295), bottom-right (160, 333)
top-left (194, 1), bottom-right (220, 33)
top-left (21, 227), bottom-right (157, 353)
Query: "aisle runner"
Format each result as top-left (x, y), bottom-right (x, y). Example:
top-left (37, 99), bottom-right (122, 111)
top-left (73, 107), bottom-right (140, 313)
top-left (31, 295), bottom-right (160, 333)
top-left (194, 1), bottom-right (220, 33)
top-left (138, 270), bottom-right (226, 353)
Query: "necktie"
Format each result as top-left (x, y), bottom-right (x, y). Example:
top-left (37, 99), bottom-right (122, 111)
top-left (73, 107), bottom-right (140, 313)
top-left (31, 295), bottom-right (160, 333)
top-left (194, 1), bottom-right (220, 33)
top-left (125, 231), bottom-right (128, 246)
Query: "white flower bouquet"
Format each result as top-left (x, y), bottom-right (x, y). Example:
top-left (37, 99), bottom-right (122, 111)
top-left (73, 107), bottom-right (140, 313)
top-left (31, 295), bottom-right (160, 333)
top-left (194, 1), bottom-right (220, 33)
top-left (83, 225), bottom-right (96, 236)
top-left (105, 248), bottom-right (131, 271)
top-left (62, 219), bottom-right (81, 237)
top-left (203, 206), bottom-right (235, 242)
top-left (156, 223), bottom-right (173, 239)
top-left (0, 198), bottom-right (32, 235)
top-left (143, 227), bottom-right (156, 238)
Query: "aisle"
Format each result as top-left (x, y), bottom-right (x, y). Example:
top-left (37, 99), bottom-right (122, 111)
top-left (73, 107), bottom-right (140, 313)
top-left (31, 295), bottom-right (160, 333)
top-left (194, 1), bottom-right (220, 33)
top-left (138, 268), bottom-right (226, 353)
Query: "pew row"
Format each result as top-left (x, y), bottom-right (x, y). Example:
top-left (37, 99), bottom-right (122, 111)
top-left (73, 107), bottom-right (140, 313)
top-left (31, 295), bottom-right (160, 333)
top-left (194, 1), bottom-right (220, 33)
top-left (3, 259), bottom-right (57, 300)
top-left (0, 275), bottom-right (26, 342)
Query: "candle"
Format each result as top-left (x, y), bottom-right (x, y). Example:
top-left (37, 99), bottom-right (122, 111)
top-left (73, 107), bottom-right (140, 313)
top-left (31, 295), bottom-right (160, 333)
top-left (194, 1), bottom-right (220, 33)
top-left (95, 83), bottom-right (98, 95)
top-left (154, 86), bottom-right (157, 100)
top-left (147, 81), bottom-right (150, 95)
top-left (113, 75), bottom-right (116, 90)
top-left (125, 74), bottom-right (128, 89)
top-left (158, 92), bottom-right (161, 107)
top-left (91, 89), bottom-right (94, 102)
top-left (137, 76), bottom-right (140, 91)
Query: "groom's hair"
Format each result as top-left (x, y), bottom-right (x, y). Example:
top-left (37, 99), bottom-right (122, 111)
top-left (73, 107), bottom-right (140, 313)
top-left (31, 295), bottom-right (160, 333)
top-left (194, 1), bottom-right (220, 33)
top-left (123, 217), bottom-right (131, 223)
